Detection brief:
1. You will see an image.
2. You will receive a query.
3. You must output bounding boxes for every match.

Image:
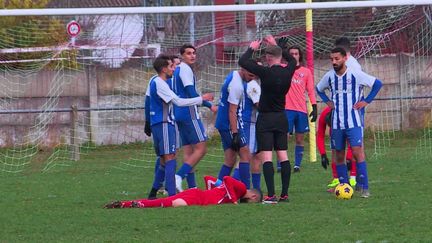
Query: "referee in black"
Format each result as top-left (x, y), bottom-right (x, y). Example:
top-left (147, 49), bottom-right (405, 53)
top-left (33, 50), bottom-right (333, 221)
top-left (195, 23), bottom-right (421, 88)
top-left (238, 35), bottom-right (296, 203)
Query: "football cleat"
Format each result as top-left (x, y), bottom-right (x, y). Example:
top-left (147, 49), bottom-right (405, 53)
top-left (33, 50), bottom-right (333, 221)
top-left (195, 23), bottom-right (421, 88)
top-left (262, 195), bottom-right (278, 204)
top-left (278, 195), bottom-right (289, 202)
top-left (349, 178), bottom-right (357, 187)
top-left (360, 189), bottom-right (370, 198)
top-left (293, 166), bottom-right (300, 173)
top-left (327, 178), bottom-right (340, 188)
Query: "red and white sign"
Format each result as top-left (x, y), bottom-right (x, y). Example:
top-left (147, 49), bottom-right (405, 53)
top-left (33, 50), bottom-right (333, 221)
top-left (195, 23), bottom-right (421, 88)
top-left (66, 20), bottom-right (81, 37)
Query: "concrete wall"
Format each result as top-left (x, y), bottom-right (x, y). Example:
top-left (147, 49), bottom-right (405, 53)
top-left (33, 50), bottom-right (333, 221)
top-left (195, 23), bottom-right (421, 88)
top-left (0, 54), bottom-right (431, 148)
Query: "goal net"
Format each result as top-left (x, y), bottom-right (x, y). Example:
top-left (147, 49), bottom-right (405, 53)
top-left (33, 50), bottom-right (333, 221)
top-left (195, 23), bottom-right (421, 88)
top-left (0, 1), bottom-right (431, 174)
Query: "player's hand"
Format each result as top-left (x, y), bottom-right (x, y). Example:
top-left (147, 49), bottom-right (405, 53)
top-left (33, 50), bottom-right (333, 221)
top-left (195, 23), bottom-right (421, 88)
top-left (321, 154), bottom-right (329, 170)
top-left (264, 35), bottom-right (277, 46)
top-left (249, 40), bottom-right (261, 50)
top-left (231, 133), bottom-right (241, 151)
top-left (276, 36), bottom-right (289, 49)
top-left (353, 100), bottom-right (368, 110)
top-left (144, 121), bottom-right (151, 136)
top-left (309, 104), bottom-right (317, 122)
top-left (326, 101), bottom-right (335, 110)
top-left (202, 93), bottom-right (214, 102)
top-left (210, 105), bottom-right (218, 113)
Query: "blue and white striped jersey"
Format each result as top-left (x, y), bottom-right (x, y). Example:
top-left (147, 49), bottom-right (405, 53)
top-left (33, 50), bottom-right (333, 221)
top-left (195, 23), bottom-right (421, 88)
top-left (172, 62), bottom-right (200, 121)
top-left (316, 67), bottom-right (377, 129)
top-left (149, 75), bottom-right (180, 126)
top-left (215, 71), bottom-right (245, 131)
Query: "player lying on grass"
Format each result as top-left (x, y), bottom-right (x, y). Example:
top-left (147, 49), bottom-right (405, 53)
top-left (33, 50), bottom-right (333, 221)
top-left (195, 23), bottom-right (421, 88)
top-left (104, 176), bottom-right (262, 208)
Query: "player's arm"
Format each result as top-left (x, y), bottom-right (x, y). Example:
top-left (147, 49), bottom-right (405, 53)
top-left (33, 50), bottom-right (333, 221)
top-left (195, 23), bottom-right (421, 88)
top-left (223, 176), bottom-right (247, 204)
top-left (180, 64), bottom-right (213, 109)
top-left (316, 108), bottom-right (329, 156)
top-left (156, 80), bottom-right (204, 106)
top-left (306, 69), bottom-right (318, 122)
top-left (238, 42), bottom-right (267, 78)
top-left (353, 71), bottom-right (383, 109)
top-left (204, 175), bottom-right (218, 190)
top-left (316, 73), bottom-right (333, 108)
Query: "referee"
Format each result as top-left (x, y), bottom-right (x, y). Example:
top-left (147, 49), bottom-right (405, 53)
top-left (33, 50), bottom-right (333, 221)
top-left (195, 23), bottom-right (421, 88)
top-left (238, 35), bottom-right (296, 203)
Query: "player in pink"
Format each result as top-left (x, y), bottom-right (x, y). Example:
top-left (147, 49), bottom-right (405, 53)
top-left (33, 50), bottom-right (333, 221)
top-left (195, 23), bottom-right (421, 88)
top-left (316, 106), bottom-right (357, 190)
top-left (279, 46), bottom-right (317, 173)
top-left (104, 176), bottom-right (262, 208)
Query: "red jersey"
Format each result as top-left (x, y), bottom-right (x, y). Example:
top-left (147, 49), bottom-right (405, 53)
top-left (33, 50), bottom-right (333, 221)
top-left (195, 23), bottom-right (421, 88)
top-left (200, 176), bottom-right (247, 205)
top-left (285, 66), bottom-right (316, 113)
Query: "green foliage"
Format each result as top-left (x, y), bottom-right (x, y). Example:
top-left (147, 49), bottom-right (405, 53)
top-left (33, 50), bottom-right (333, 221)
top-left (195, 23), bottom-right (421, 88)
top-left (0, 0), bottom-right (69, 70)
top-left (1, 136), bottom-right (432, 241)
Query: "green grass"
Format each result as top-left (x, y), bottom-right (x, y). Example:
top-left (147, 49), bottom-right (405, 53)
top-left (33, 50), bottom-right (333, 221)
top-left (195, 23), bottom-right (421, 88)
top-left (1, 136), bottom-right (431, 242)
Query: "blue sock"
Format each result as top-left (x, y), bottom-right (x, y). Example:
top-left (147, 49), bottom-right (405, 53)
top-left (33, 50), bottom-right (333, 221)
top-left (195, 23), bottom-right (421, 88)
top-left (232, 168), bottom-right (240, 180)
top-left (295, 145), bottom-right (304, 167)
top-left (356, 161), bottom-right (369, 189)
top-left (165, 159), bottom-right (177, 196)
top-left (152, 164), bottom-right (165, 190)
top-left (218, 164), bottom-right (232, 180)
top-left (176, 163), bottom-right (193, 179)
top-left (154, 157), bottom-right (160, 175)
top-left (252, 173), bottom-right (261, 191)
top-left (239, 162), bottom-right (251, 189)
top-left (186, 172), bottom-right (196, 188)
top-left (277, 161), bottom-right (281, 169)
top-left (336, 163), bottom-right (349, 184)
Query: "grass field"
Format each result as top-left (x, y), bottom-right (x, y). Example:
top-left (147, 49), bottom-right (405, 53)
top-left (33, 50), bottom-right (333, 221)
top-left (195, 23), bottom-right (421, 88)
top-left (1, 135), bottom-right (431, 242)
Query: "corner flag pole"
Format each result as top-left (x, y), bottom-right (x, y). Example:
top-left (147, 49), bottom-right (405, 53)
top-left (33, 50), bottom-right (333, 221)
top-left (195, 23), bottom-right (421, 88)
top-left (306, 0), bottom-right (317, 162)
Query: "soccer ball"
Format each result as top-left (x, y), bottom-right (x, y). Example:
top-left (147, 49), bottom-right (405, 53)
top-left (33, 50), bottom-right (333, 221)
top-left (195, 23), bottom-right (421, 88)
top-left (334, 183), bottom-right (354, 199)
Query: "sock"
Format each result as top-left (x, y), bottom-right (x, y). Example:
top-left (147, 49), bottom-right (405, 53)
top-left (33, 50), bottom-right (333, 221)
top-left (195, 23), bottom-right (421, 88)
top-left (152, 164), bottom-right (165, 190)
top-left (262, 161), bottom-right (275, 197)
top-left (148, 188), bottom-right (158, 199)
top-left (186, 172), bottom-right (196, 188)
top-left (350, 160), bottom-right (357, 177)
top-left (336, 163), bottom-right (349, 184)
top-left (356, 161), bottom-right (369, 189)
top-left (331, 162), bottom-right (338, 178)
top-left (127, 198), bottom-right (174, 208)
top-left (165, 159), bottom-right (177, 196)
top-left (280, 160), bottom-right (291, 197)
top-left (176, 163), bottom-right (193, 179)
top-left (232, 168), bottom-right (240, 180)
top-left (154, 157), bottom-right (160, 175)
top-left (218, 164), bottom-right (233, 180)
top-left (239, 162), bottom-right (251, 189)
top-left (277, 161), bottom-right (281, 169)
top-left (294, 145), bottom-right (304, 167)
top-left (252, 173), bottom-right (261, 191)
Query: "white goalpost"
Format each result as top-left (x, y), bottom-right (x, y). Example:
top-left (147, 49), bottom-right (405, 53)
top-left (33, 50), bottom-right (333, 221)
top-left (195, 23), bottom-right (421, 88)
top-left (0, 0), bottom-right (431, 173)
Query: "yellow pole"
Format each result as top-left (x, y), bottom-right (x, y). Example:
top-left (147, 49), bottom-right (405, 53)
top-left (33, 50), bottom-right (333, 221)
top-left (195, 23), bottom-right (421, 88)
top-left (305, 0), bottom-right (317, 162)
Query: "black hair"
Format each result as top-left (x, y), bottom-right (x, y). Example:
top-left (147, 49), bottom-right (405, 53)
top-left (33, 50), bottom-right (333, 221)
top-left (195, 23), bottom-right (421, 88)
top-left (287, 45), bottom-right (304, 64)
top-left (335, 37), bottom-right (351, 51)
top-left (331, 47), bottom-right (347, 57)
top-left (152, 54), bottom-right (171, 73)
top-left (179, 44), bottom-right (196, 55)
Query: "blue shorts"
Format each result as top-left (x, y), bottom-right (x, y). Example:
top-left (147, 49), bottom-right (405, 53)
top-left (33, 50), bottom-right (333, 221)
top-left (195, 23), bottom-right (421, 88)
top-left (331, 127), bottom-right (363, 151)
top-left (218, 129), bottom-right (248, 151)
top-left (243, 122), bottom-right (257, 154)
top-left (177, 119), bottom-right (208, 146)
top-left (151, 122), bottom-right (178, 156)
top-left (285, 110), bottom-right (309, 134)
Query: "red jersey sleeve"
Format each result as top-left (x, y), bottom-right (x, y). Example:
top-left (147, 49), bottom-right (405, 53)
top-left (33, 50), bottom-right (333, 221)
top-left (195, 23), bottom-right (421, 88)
top-left (222, 176), bottom-right (247, 203)
top-left (317, 106), bottom-right (331, 155)
top-left (204, 175), bottom-right (218, 190)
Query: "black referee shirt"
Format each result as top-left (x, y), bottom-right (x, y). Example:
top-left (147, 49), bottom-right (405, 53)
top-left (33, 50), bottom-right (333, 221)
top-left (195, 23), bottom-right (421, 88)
top-left (238, 48), bottom-right (296, 113)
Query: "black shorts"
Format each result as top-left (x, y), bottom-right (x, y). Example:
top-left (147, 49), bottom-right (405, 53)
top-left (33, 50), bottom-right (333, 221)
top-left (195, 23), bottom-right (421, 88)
top-left (256, 112), bottom-right (288, 151)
